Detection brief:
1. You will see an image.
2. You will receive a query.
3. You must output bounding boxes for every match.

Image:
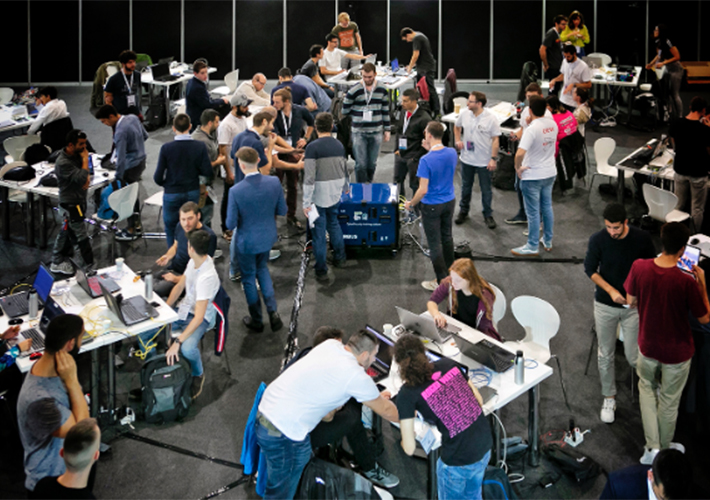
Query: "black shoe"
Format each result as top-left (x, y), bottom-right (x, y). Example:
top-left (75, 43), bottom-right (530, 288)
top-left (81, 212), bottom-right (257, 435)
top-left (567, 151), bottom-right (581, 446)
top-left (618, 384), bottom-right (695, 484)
top-left (454, 212), bottom-right (468, 225)
top-left (504, 214), bottom-right (527, 225)
top-left (315, 271), bottom-right (329, 282)
top-left (129, 388), bottom-right (142, 401)
top-left (269, 311), bottom-right (283, 332)
top-left (287, 216), bottom-right (304, 231)
top-left (229, 272), bottom-right (242, 282)
top-left (332, 259), bottom-right (346, 268)
top-left (485, 216), bottom-right (497, 229)
top-left (115, 229), bottom-right (139, 242)
top-left (243, 316), bottom-right (264, 333)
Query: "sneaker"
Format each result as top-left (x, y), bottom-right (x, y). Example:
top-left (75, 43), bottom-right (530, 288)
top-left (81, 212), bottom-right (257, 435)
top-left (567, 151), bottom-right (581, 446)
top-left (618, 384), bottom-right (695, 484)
top-left (191, 374), bottom-right (205, 399)
top-left (242, 316), bottom-right (264, 333)
top-left (269, 249), bottom-right (281, 261)
top-left (332, 259), bottom-right (346, 268)
top-left (50, 261), bottom-right (74, 275)
top-left (269, 311), bottom-right (283, 332)
top-left (229, 272), bottom-right (242, 282)
top-left (315, 271), bottom-right (329, 282)
top-left (668, 442), bottom-right (686, 454)
top-left (363, 463), bottom-right (400, 489)
top-left (287, 216), bottom-right (304, 230)
top-left (540, 237), bottom-right (553, 252)
top-left (485, 216), bottom-right (497, 229)
top-left (600, 397), bottom-right (616, 423)
top-left (454, 212), bottom-right (468, 225)
top-left (213, 249), bottom-right (223, 260)
top-left (511, 244), bottom-right (539, 256)
top-left (421, 279), bottom-right (438, 291)
top-left (505, 214), bottom-right (527, 225)
top-left (640, 447), bottom-right (660, 465)
top-left (115, 229), bottom-right (139, 242)
top-left (222, 230), bottom-right (233, 242)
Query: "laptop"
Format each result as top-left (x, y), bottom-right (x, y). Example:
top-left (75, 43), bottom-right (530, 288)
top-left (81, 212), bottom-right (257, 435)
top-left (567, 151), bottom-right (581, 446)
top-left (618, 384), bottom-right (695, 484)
top-left (150, 63), bottom-right (179, 82)
top-left (395, 306), bottom-right (461, 343)
top-left (98, 281), bottom-right (158, 326)
top-left (70, 259), bottom-right (120, 299)
top-left (15, 296), bottom-right (66, 353)
top-left (365, 53), bottom-right (377, 65)
top-left (583, 55), bottom-right (604, 69)
top-left (0, 263), bottom-right (55, 318)
top-left (364, 325), bottom-right (398, 382)
top-left (390, 58), bottom-right (408, 76)
top-left (158, 56), bottom-right (175, 65)
top-left (453, 335), bottom-right (515, 373)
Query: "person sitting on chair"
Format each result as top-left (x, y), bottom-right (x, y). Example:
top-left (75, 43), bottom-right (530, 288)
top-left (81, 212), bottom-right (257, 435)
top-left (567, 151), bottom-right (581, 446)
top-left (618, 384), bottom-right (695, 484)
top-left (28, 86), bottom-right (69, 136)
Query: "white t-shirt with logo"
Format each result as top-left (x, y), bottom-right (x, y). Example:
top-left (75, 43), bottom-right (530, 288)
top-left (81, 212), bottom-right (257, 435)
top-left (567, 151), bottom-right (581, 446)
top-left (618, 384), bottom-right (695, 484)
top-left (319, 48), bottom-right (347, 79)
top-left (519, 117), bottom-right (558, 181)
top-left (520, 107), bottom-right (553, 131)
top-left (559, 58), bottom-right (592, 108)
top-left (455, 108), bottom-right (501, 167)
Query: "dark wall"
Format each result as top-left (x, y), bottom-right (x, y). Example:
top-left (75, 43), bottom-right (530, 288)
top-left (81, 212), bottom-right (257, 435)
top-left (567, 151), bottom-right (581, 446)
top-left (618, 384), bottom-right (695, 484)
top-left (133, 1), bottom-right (180, 65)
top-left (493, 0), bottom-right (542, 79)
top-left (702, 2), bottom-right (710, 60)
top-left (441, 0), bottom-right (490, 79)
top-left (648, 0), bottom-right (699, 61)
top-left (337, 1), bottom-right (388, 58)
top-left (236, 0), bottom-right (283, 78)
top-left (6, 1), bottom-right (28, 85)
top-left (287, 1), bottom-right (335, 73)
top-left (185, 1), bottom-right (232, 79)
top-left (596, 0), bottom-right (646, 67)
top-left (32, 1), bottom-right (79, 83)
top-left (82, 1), bottom-right (129, 82)
top-left (390, 0), bottom-right (438, 71)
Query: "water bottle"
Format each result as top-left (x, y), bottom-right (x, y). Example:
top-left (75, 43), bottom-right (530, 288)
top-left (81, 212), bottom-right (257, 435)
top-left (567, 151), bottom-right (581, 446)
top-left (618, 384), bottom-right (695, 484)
top-left (514, 350), bottom-right (525, 385)
top-left (28, 288), bottom-right (38, 320)
top-left (144, 271), bottom-right (153, 301)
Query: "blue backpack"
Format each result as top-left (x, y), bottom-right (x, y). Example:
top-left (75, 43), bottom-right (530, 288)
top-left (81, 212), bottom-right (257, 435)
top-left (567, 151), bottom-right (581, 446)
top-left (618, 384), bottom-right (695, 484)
top-left (97, 178), bottom-right (126, 219)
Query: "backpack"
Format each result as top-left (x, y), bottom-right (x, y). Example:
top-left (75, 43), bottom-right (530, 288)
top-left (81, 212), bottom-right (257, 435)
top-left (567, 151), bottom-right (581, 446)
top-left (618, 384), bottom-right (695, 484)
top-left (144, 100), bottom-right (166, 132)
top-left (483, 466), bottom-right (518, 499)
top-left (97, 179), bottom-right (126, 220)
top-left (542, 444), bottom-right (601, 483)
top-left (23, 143), bottom-right (50, 165)
top-left (140, 354), bottom-right (193, 424)
top-left (492, 153), bottom-right (516, 191)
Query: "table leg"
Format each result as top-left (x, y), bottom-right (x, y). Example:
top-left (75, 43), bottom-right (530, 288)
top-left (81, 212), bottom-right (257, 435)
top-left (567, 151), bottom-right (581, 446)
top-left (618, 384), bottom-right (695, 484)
top-left (427, 447), bottom-right (440, 500)
top-left (617, 169), bottom-right (625, 204)
top-left (1, 186), bottom-right (9, 241)
top-left (90, 349), bottom-right (100, 419)
top-left (26, 192), bottom-right (35, 247)
top-left (107, 344), bottom-right (116, 424)
top-left (38, 195), bottom-right (47, 249)
top-left (164, 86), bottom-right (171, 127)
top-left (528, 385), bottom-right (540, 467)
top-left (493, 410), bottom-right (501, 465)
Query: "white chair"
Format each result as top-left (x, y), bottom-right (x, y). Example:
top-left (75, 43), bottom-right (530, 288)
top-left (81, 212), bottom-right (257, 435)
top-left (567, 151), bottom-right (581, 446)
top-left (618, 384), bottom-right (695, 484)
top-left (93, 183), bottom-right (140, 260)
top-left (3, 135), bottom-right (41, 164)
top-left (488, 283), bottom-right (507, 330)
top-left (452, 96), bottom-right (468, 112)
top-left (0, 87), bottom-right (13, 104)
top-left (504, 296), bottom-right (560, 364)
top-left (586, 52), bottom-right (612, 67)
top-left (588, 138), bottom-right (633, 198)
top-left (211, 69), bottom-right (240, 97)
top-left (642, 184), bottom-right (691, 226)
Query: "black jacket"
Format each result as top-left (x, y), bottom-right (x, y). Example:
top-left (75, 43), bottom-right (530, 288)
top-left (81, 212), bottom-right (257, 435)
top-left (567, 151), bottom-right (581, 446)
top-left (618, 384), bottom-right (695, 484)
top-left (56, 150), bottom-right (89, 205)
top-left (396, 106), bottom-right (431, 161)
top-left (557, 131), bottom-right (586, 190)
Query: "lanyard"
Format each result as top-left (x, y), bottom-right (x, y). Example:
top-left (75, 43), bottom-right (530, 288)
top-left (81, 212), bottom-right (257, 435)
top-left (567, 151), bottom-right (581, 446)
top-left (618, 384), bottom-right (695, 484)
top-left (362, 84), bottom-right (374, 106)
top-left (122, 71), bottom-right (134, 94)
top-left (282, 111), bottom-right (292, 135)
top-left (403, 110), bottom-right (415, 133)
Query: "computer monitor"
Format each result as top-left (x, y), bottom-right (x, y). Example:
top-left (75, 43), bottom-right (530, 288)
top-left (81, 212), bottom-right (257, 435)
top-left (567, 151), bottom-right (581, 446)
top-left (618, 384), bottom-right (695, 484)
top-left (34, 263), bottom-right (55, 302)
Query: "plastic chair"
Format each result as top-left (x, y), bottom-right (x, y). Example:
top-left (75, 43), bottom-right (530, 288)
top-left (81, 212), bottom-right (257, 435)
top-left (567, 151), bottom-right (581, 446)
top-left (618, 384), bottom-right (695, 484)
top-left (452, 96), bottom-right (468, 112)
top-left (504, 296), bottom-right (560, 364)
top-left (586, 52), bottom-right (612, 67)
top-left (3, 135), bottom-right (41, 163)
top-left (642, 184), bottom-right (692, 226)
top-left (0, 87), bottom-right (13, 104)
top-left (588, 138), bottom-right (633, 198)
top-left (211, 69), bottom-right (240, 97)
top-left (92, 182), bottom-right (140, 260)
top-left (488, 283), bottom-right (507, 330)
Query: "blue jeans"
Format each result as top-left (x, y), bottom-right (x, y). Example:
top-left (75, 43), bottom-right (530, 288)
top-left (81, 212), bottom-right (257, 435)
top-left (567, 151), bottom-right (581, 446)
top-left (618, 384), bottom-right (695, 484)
top-left (312, 204), bottom-right (346, 275)
top-left (239, 250), bottom-right (277, 324)
top-left (352, 131), bottom-right (383, 183)
top-left (459, 162), bottom-right (493, 217)
top-left (520, 176), bottom-right (555, 248)
top-left (514, 175), bottom-right (526, 219)
top-left (256, 419), bottom-right (312, 499)
top-left (163, 189), bottom-right (200, 248)
top-left (437, 449), bottom-right (491, 500)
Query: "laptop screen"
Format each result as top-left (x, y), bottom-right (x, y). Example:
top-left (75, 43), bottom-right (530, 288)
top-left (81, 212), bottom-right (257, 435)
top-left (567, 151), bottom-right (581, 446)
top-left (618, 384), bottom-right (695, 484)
top-left (34, 263), bottom-right (55, 302)
top-left (39, 296), bottom-right (65, 334)
top-left (151, 63), bottom-right (170, 79)
top-left (366, 325), bottom-right (395, 372)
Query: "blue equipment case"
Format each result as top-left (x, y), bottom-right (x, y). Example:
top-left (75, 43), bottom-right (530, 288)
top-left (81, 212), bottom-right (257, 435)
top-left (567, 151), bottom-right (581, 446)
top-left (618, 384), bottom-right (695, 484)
top-left (337, 183), bottom-right (400, 251)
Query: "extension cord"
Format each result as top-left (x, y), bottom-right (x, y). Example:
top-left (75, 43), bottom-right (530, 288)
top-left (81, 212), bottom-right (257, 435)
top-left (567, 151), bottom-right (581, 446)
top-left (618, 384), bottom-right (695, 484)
top-left (563, 427), bottom-right (590, 447)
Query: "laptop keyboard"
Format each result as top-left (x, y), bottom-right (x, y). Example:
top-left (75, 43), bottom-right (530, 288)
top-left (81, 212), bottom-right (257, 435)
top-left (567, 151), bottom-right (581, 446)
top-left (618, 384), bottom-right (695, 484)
top-left (479, 339), bottom-right (515, 372)
top-left (22, 328), bottom-right (45, 351)
top-left (122, 301), bottom-right (146, 322)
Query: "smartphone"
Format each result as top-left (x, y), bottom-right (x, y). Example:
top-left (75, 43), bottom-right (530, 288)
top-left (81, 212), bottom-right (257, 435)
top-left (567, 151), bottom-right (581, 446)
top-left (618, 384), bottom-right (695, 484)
top-left (88, 155), bottom-right (94, 176)
top-left (678, 245), bottom-right (700, 274)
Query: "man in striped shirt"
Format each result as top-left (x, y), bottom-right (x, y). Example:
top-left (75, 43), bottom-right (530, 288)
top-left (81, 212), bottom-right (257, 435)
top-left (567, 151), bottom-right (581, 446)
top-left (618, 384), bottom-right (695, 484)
top-left (303, 112), bottom-right (349, 281)
top-left (341, 63), bottom-right (390, 183)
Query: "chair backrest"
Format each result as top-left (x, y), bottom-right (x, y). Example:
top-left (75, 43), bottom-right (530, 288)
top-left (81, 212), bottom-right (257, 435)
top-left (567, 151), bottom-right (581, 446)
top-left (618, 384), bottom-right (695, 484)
top-left (488, 283), bottom-right (507, 330)
top-left (0, 87), bottom-right (13, 104)
top-left (3, 135), bottom-right (41, 163)
top-left (510, 296), bottom-right (560, 353)
top-left (225, 69), bottom-right (240, 93)
top-left (453, 96), bottom-right (468, 111)
top-left (593, 137), bottom-right (616, 175)
top-left (587, 52), bottom-right (612, 67)
top-left (40, 116), bottom-right (75, 152)
top-left (642, 184), bottom-right (679, 222)
top-left (105, 64), bottom-right (119, 79)
top-left (107, 182), bottom-right (140, 223)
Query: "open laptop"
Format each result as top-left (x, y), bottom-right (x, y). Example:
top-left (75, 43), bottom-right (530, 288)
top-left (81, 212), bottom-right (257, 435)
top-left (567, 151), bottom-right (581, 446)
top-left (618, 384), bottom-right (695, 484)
top-left (582, 55), bottom-right (604, 69)
top-left (99, 281), bottom-right (157, 327)
top-left (0, 263), bottom-right (55, 318)
top-left (150, 62), bottom-right (179, 82)
top-left (158, 56), bottom-right (175, 65)
top-left (15, 296), bottom-right (66, 353)
top-left (70, 258), bottom-right (120, 299)
top-left (365, 325), bottom-right (396, 382)
top-left (391, 58), bottom-right (408, 76)
top-left (453, 335), bottom-right (515, 373)
top-left (396, 306), bottom-right (461, 343)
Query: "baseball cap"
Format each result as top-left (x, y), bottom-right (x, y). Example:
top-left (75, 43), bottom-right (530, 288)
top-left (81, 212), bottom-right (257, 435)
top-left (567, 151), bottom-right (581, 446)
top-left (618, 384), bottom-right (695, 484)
top-left (230, 93), bottom-right (253, 107)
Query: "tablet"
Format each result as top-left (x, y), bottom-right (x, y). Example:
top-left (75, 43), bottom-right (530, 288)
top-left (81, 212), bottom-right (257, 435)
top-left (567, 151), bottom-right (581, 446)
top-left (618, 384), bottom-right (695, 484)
top-left (678, 245), bottom-right (700, 274)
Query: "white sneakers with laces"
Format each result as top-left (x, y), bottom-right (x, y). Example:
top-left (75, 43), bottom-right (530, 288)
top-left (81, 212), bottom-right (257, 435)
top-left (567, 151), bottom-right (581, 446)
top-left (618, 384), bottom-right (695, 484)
top-left (600, 397), bottom-right (616, 423)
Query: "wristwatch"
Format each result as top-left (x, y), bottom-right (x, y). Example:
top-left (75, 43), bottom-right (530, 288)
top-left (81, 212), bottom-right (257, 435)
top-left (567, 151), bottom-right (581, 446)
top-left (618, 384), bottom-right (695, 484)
top-left (491, 156), bottom-right (497, 161)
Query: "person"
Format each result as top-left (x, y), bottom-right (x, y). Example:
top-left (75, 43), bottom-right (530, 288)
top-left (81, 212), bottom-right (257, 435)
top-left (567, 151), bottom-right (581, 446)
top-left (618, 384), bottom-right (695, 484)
top-left (33, 418), bottom-right (101, 500)
top-left (584, 203), bottom-right (656, 423)
top-left (560, 11), bottom-right (590, 56)
top-left (404, 121), bottom-right (456, 290)
top-left (140, 229), bottom-right (221, 399)
top-left (0, 325), bottom-right (32, 373)
top-left (17, 314), bottom-right (90, 494)
top-left (273, 88), bottom-right (314, 228)
top-left (257, 330), bottom-right (399, 499)
top-left (540, 15), bottom-right (568, 92)
top-left (153, 113), bottom-right (213, 248)
top-left (669, 96), bottom-right (710, 231)
top-left (547, 95), bottom-right (578, 156)
top-left (95, 104), bottom-right (148, 241)
top-left (427, 258), bottom-right (500, 340)
top-left (454, 91), bottom-right (501, 229)
top-left (625, 222), bottom-right (710, 464)
top-left (103, 50), bottom-right (142, 117)
top-left (400, 27), bottom-right (440, 115)
top-left (507, 83), bottom-right (553, 226)
top-left (226, 147), bottom-right (286, 333)
top-left (646, 24), bottom-right (683, 121)
top-left (270, 68), bottom-right (317, 111)
top-left (330, 12), bottom-right (364, 69)
top-left (549, 44), bottom-right (592, 111)
top-left (303, 112), bottom-right (349, 281)
top-left (28, 86), bottom-right (69, 135)
top-left (301, 45), bottom-right (335, 98)
top-left (394, 333), bottom-right (492, 500)
top-left (154, 201), bottom-right (217, 298)
top-left (49, 130), bottom-right (95, 275)
top-left (320, 34), bottom-right (369, 80)
top-left (186, 60), bottom-right (230, 132)
top-left (511, 95), bottom-right (558, 256)
top-left (341, 62), bottom-right (391, 183)
top-left (293, 73), bottom-right (332, 117)
top-left (394, 88), bottom-right (431, 199)
top-left (572, 87), bottom-right (592, 137)
top-left (192, 109), bottom-right (227, 229)
top-left (235, 73), bottom-right (270, 107)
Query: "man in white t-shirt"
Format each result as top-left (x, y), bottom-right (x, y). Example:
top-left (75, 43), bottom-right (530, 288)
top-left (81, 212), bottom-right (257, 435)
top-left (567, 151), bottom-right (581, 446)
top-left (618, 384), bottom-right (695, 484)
top-left (549, 45), bottom-right (592, 111)
top-left (28, 86), bottom-right (70, 135)
top-left (257, 330), bottom-right (399, 499)
top-left (454, 91), bottom-right (501, 229)
top-left (319, 34), bottom-right (370, 80)
top-left (512, 96), bottom-right (558, 256)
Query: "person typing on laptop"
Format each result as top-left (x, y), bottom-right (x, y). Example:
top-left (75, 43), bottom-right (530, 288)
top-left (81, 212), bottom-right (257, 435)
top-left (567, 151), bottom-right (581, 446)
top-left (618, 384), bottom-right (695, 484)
top-left (0, 326), bottom-right (32, 374)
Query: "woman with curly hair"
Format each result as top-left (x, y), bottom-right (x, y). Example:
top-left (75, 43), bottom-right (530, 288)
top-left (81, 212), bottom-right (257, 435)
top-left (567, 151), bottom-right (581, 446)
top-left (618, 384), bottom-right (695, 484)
top-left (560, 10), bottom-right (590, 56)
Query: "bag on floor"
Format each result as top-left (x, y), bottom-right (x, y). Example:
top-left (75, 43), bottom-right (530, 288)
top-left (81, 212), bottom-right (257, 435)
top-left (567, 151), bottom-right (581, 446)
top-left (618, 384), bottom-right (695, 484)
top-left (140, 354), bottom-right (192, 424)
top-left (492, 153), bottom-right (516, 191)
top-left (144, 100), bottom-right (166, 132)
top-left (483, 465), bottom-right (518, 499)
top-left (97, 179), bottom-right (126, 220)
top-left (296, 458), bottom-right (382, 499)
top-left (542, 444), bottom-right (601, 483)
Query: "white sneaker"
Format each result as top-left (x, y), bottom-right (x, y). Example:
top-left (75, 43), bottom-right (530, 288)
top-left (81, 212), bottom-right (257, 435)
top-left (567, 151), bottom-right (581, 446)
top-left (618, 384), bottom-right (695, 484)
top-left (50, 261), bottom-right (74, 275)
top-left (600, 397), bottom-right (616, 423)
top-left (640, 447), bottom-right (660, 465)
top-left (668, 442), bottom-right (686, 454)
top-left (421, 279), bottom-right (438, 291)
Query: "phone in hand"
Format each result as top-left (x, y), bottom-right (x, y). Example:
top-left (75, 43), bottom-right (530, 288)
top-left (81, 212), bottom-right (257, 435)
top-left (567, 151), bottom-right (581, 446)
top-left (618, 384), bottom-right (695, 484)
top-left (678, 245), bottom-right (700, 275)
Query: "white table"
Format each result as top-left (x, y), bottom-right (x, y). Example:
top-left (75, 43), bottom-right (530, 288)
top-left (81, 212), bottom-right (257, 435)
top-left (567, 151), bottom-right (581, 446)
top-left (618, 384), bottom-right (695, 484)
top-left (0, 104), bottom-right (37, 133)
top-left (442, 102), bottom-right (520, 149)
top-left (690, 233), bottom-right (710, 258)
top-left (615, 141), bottom-right (675, 202)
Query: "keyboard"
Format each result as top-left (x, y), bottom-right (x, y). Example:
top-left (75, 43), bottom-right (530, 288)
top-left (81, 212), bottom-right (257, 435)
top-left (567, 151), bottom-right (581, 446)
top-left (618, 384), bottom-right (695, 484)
top-left (479, 339), bottom-right (515, 372)
top-left (22, 328), bottom-right (45, 351)
top-left (121, 301), bottom-right (146, 322)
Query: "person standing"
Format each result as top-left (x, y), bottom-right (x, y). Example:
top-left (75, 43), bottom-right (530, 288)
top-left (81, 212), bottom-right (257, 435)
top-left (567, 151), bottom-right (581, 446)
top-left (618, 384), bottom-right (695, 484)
top-left (560, 11), bottom-right (590, 56)
top-left (454, 91), bottom-right (501, 229)
top-left (192, 109), bottom-right (227, 229)
top-left (341, 62), bottom-right (390, 183)
top-left (28, 86), bottom-right (69, 135)
top-left (584, 203), bottom-right (656, 423)
top-left (400, 28), bottom-right (440, 116)
top-left (669, 96), bottom-right (710, 231)
top-left (103, 50), bottom-right (142, 117)
top-left (548, 45), bottom-right (592, 111)
top-left (540, 15), bottom-right (568, 93)
top-left (186, 60), bottom-right (230, 132)
top-left (394, 88), bottom-right (431, 198)
top-left (303, 113), bottom-right (349, 281)
top-left (404, 122), bottom-right (457, 290)
top-left (511, 96), bottom-right (558, 256)
top-left (624, 222), bottom-right (710, 464)
top-left (331, 12), bottom-right (364, 69)
top-left (646, 24), bottom-right (683, 121)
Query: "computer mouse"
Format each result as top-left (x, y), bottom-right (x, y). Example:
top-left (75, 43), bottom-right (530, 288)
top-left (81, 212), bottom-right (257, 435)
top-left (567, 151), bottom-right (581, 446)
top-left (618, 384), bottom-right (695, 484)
top-left (150, 301), bottom-right (160, 308)
top-left (691, 238), bottom-right (700, 245)
top-left (8, 318), bottom-right (23, 325)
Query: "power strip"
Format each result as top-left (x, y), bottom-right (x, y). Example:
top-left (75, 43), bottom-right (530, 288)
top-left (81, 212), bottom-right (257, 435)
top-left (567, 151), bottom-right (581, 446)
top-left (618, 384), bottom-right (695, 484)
top-left (564, 427), bottom-right (590, 447)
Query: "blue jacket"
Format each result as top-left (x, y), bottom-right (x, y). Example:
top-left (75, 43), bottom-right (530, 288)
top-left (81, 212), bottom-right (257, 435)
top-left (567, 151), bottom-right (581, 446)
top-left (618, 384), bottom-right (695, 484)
top-left (186, 77), bottom-right (224, 131)
top-left (226, 174), bottom-right (287, 255)
top-left (240, 382), bottom-right (268, 496)
top-left (114, 114), bottom-right (148, 179)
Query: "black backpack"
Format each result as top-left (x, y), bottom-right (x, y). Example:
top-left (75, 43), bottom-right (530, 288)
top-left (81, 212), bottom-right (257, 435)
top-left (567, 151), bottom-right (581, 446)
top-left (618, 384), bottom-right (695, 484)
top-left (140, 354), bottom-right (192, 424)
top-left (492, 153), bottom-right (516, 191)
top-left (144, 100), bottom-right (167, 132)
top-left (542, 444), bottom-right (601, 483)
top-left (483, 466), bottom-right (518, 499)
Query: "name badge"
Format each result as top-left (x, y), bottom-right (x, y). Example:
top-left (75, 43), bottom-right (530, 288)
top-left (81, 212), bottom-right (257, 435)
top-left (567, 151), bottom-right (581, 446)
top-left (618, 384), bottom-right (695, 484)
top-left (398, 138), bottom-right (407, 150)
top-left (363, 110), bottom-right (373, 122)
top-left (466, 141), bottom-right (475, 152)
top-left (127, 94), bottom-right (136, 107)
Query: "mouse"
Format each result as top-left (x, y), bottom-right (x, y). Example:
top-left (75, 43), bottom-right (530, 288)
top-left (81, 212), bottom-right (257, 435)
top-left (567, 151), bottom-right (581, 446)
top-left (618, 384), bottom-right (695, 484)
top-left (8, 318), bottom-right (23, 325)
top-left (691, 238), bottom-right (700, 245)
top-left (150, 301), bottom-right (161, 308)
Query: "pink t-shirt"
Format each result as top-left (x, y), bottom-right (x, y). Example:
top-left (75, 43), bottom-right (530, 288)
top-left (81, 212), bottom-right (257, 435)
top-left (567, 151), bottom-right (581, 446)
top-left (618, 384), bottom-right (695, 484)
top-left (552, 111), bottom-right (577, 156)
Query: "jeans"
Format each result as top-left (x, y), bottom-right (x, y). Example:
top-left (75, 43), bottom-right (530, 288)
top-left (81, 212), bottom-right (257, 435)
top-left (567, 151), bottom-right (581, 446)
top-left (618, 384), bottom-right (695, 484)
top-left (239, 250), bottom-right (277, 324)
top-left (256, 419), bottom-right (312, 500)
top-left (674, 173), bottom-right (708, 230)
top-left (663, 62), bottom-right (684, 120)
top-left (121, 159), bottom-right (145, 230)
top-left (594, 301), bottom-right (640, 397)
top-left (52, 203), bottom-right (94, 266)
top-left (163, 190), bottom-right (200, 248)
top-left (421, 199), bottom-right (456, 282)
top-left (200, 198), bottom-right (214, 229)
top-left (513, 175), bottom-right (526, 219)
top-left (637, 352), bottom-right (691, 450)
top-left (520, 176), bottom-right (555, 249)
top-left (312, 204), bottom-right (346, 275)
top-left (393, 154), bottom-right (420, 198)
top-left (352, 131), bottom-right (383, 183)
top-left (437, 449), bottom-right (491, 500)
top-left (459, 162), bottom-right (493, 217)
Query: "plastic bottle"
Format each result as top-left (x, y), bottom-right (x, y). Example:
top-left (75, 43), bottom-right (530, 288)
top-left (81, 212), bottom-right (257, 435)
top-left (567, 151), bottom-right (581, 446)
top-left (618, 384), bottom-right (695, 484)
top-left (28, 288), bottom-right (38, 320)
top-left (144, 271), bottom-right (153, 301)
top-left (514, 350), bottom-right (524, 385)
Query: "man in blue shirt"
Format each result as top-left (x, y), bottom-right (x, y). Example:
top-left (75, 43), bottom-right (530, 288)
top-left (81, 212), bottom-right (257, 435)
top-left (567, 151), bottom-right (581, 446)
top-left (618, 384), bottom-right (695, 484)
top-left (226, 147), bottom-right (287, 333)
top-left (271, 67), bottom-right (317, 112)
top-left (186, 60), bottom-right (230, 132)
